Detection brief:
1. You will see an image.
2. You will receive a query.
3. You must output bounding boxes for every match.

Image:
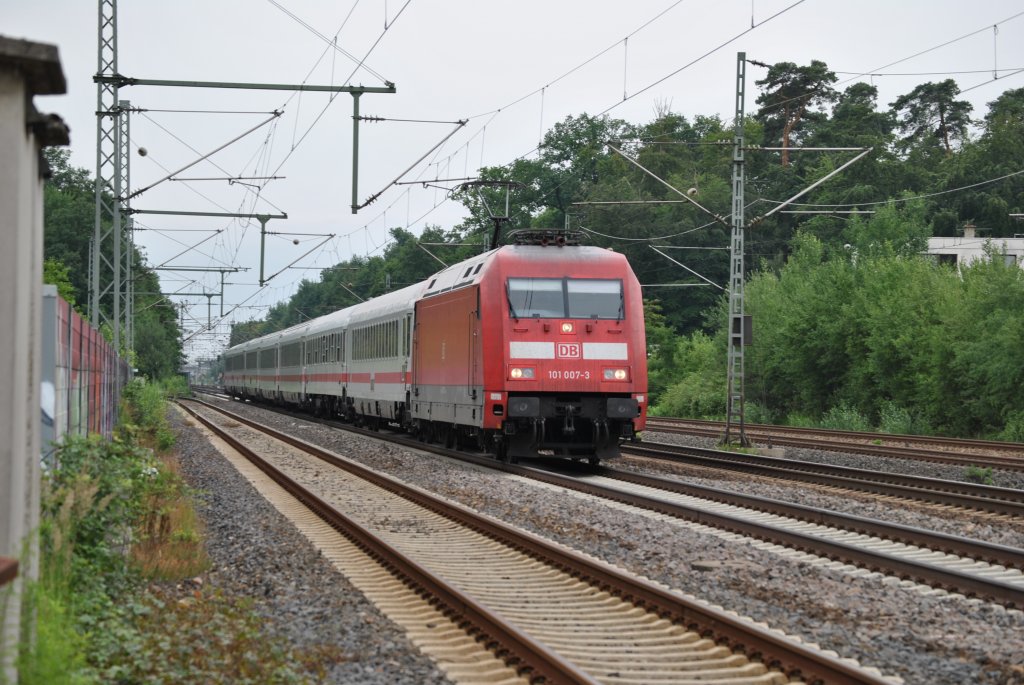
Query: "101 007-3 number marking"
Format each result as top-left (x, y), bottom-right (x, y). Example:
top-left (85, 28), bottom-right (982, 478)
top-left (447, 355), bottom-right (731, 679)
top-left (548, 370), bottom-right (591, 380)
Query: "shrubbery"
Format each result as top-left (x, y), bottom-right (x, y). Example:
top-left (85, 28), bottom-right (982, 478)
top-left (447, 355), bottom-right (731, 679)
top-left (647, 208), bottom-right (1024, 440)
top-left (17, 379), bottom-right (318, 684)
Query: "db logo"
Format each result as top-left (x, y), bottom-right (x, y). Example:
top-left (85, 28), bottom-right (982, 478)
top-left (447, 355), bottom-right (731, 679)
top-left (557, 343), bottom-right (581, 358)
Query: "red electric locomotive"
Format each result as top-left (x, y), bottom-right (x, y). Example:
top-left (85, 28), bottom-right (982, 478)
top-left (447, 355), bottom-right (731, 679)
top-left (410, 230), bottom-right (647, 463)
top-left (223, 229), bottom-right (647, 464)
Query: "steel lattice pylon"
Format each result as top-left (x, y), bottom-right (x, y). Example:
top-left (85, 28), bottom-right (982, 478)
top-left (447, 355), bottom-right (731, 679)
top-left (724, 52), bottom-right (749, 446)
top-left (92, 0), bottom-right (132, 354)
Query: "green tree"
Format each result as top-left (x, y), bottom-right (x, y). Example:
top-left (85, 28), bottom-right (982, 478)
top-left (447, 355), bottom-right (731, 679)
top-left (890, 79), bottom-right (973, 157)
top-left (946, 250), bottom-right (1024, 435)
top-left (43, 149), bottom-right (97, 307)
top-left (936, 88), bottom-right (1024, 235)
top-left (457, 114), bottom-right (634, 240)
top-left (131, 269), bottom-right (183, 378)
top-left (755, 60), bottom-right (838, 166)
top-left (42, 148), bottom-right (183, 377)
top-left (800, 83), bottom-right (899, 221)
top-left (43, 258), bottom-right (77, 307)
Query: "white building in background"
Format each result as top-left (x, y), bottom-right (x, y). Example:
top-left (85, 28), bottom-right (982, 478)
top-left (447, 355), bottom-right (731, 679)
top-left (926, 223), bottom-right (1024, 270)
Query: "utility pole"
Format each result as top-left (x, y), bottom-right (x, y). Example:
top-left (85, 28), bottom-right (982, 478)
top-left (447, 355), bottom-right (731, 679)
top-left (722, 53), bottom-right (871, 445)
top-left (93, 0), bottom-right (132, 355)
top-left (601, 56), bottom-right (871, 449)
top-left (724, 52), bottom-right (749, 446)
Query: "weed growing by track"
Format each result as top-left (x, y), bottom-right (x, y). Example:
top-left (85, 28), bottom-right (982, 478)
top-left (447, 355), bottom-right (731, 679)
top-left (16, 379), bottom-right (323, 684)
top-left (964, 466), bottom-right (995, 486)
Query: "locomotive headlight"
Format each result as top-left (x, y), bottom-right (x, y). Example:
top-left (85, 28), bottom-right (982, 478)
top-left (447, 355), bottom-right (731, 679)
top-left (560, 322), bottom-right (574, 334)
top-left (603, 368), bottom-right (628, 381)
top-left (509, 367), bottom-right (535, 379)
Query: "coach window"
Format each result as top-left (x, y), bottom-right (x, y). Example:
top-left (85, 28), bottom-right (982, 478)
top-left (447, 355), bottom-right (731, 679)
top-left (567, 279), bottom-right (623, 319)
top-left (402, 315), bottom-right (410, 356)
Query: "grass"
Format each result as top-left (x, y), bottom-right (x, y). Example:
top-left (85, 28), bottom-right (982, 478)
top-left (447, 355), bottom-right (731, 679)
top-left (130, 453), bottom-right (210, 580)
top-left (15, 378), bottom-right (330, 684)
top-left (89, 588), bottom-right (344, 685)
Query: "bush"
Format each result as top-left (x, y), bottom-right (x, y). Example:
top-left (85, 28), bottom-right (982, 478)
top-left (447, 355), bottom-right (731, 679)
top-left (877, 401), bottom-right (924, 435)
top-left (162, 375), bottom-right (191, 399)
top-left (122, 378), bottom-right (175, 449)
top-left (742, 402), bottom-right (774, 425)
top-left (819, 403), bottom-right (872, 432)
top-left (20, 407), bottom-right (323, 683)
top-left (43, 435), bottom-right (160, 591)
top-left (649, 331), bottom-right (725, 418)
top-left (19, 435), bottom-right (158, 685)
top-left (90, 589), bottom-right (330, 684)
top-left (1000, 410), bottom-right (1024, 443)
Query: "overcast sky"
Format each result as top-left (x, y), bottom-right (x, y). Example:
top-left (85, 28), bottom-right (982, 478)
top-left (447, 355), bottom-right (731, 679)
top-left (4, 0), bottom-right (1023, 361)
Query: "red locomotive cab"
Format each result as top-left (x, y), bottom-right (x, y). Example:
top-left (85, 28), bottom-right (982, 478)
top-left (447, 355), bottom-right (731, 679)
top-left (478, 242), bottom-right (648, 462)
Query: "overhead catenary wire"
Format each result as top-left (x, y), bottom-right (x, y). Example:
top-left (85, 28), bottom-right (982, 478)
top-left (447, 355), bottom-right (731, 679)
top-left (834, 68), bottom-right (1024, 77)
top-left (172, 1), bottom-right (412, 349)
top-left (266, 0), bottom-right (389, 85)
top-left (340, 1), bottom-right (805, 270)
top-left (464, 0), bottom-right (687, 121)
top-left (174, 5), bottom-right (1023, 359)
top-left (835, 9), bottom-right (1024, 89)
top-left (762, 168), bottom-right (1024, 208)
top-left (751, 10), bottom-right (1024, 121)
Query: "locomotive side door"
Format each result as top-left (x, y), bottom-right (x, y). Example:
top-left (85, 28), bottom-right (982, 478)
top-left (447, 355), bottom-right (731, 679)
top-left (468, 286), bottom-right (480, 399)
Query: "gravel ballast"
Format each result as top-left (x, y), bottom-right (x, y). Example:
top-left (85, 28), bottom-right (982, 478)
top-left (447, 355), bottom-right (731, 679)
top-left (176, 399), bottom-right (1024, 685)
top-left (170, 409), bottom-right (454, 685)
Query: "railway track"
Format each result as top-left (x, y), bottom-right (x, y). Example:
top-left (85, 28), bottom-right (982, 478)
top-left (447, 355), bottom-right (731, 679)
top-left (180, 398), bottom-right (896, 685)
top-left (191, 396), bottom-right (1024, 610)
top-left (622, 440), bottom-right (1024, 518)
top-left (545, 462), bottom-right (1024, 608)
top-left (645, 417), bottom-right (1024, 472)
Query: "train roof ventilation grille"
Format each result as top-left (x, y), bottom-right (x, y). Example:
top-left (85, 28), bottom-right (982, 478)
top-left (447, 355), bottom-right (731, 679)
top-left (507, 229), bottom-right (583, 247)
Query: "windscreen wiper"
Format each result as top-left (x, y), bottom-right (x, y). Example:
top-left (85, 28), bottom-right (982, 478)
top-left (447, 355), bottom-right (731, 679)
top-left (506, 281), bottom-right (520, 320)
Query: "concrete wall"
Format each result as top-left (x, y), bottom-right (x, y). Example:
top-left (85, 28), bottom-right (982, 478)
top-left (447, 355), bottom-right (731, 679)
top-left (0, 36), bottom-right (66, 685)
top-left (41, 287), bottom-right (131, 468)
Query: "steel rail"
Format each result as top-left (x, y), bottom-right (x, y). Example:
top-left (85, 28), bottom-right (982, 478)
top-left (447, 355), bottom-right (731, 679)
top-left (179, 400), bottom-right (600, 685)
top-left (505, 464), bottom-right (1024, 609)
top-left (646, 418), bottom-right (1024, 469)
top-left (588, 463), bottom-right (1024, 570)
top-left (184, 398), bottom-right (893, 685)
top-left (649, 417), bottom-right (1024, 454)
top-left (623, 441), bottom-right (1024, 516)
top-left (191, 397), bottom-right (1024, 608)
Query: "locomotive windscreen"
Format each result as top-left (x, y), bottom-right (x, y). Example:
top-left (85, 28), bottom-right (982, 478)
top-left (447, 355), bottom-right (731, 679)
top-left (507, 278), bottom-right (623, 319)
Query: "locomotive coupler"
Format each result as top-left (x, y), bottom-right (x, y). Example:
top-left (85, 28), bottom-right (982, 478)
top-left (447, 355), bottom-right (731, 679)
top-left (528, 417), bottom-right (545, 449)
top-left (563, 405), bottom-right (576, 435)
